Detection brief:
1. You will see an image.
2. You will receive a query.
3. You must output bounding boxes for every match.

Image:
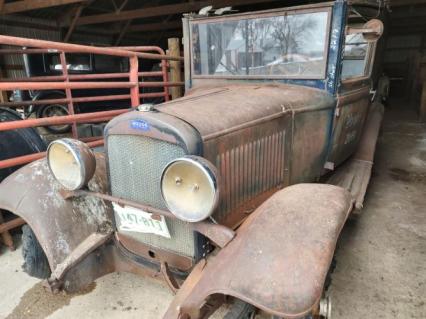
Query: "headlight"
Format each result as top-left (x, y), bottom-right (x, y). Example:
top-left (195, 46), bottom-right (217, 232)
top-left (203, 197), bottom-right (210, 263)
top-left (47, 138), bottom-right (96, 190)
top-left (161, 156), bottom-right (219, 222)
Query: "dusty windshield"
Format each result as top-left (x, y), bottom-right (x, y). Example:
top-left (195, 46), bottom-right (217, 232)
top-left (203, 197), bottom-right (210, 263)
top-left (191, 10), bottom-right (329, 78)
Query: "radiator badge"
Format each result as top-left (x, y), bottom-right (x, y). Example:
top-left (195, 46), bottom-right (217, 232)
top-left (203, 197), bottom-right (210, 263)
top-left (130, 119), bottom-right (150, 131)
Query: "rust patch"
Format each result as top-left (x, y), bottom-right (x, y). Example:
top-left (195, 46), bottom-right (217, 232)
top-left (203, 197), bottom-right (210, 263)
top-left (389, 168), bottom-right (426, 184)
top-left (6, 281), bottom-right (96, 319)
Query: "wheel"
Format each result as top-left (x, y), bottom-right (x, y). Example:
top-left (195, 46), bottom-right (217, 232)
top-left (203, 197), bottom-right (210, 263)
top-left (222, 299), bottom-right (322, 319)
top-left (224, 299), bottom-right (256, 319)
top-left (21, 225), bottom-right (51, 279)
top-left (36, 98), bottom-right (71, 134)
top-left (324, 257), bottom-right (337, 291)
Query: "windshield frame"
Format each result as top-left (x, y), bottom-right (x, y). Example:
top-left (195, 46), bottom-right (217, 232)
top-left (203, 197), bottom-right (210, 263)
top-left (188, 4), bottom-right (333, 80)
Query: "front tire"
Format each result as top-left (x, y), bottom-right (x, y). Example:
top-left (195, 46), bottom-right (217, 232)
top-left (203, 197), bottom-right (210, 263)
top-left (21, 225), bottom-right (51, 279)
top-left (36, 98), bottom-right (71, 134)
top-left (224, 299), bottom-right (256, 319)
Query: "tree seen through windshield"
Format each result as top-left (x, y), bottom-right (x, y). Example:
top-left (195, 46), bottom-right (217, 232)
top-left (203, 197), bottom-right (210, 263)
top-left (191, 11), bottom-right (329, 78)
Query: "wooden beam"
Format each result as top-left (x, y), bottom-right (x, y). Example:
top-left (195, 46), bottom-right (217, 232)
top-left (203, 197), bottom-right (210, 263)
top-left (391, 0), bottom-right (426, 6)
top-left (114, 19), bottom-right (132, 46)
top-left (72, 0), bottom-right (282, 26)
top-left (116, 0), bottom-right (129, 13)
top-left (128, 20), bottom-right (182, 33)
top-left (1, 0), bottom-right (85, 14)
top-left (64, 5), bottom-right (84, 42)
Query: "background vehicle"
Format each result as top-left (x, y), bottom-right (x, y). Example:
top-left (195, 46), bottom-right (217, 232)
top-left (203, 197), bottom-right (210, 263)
top-left (0, 1), bottom-right (385, 318)
top-left (13, 51), bottom-right (164, 133)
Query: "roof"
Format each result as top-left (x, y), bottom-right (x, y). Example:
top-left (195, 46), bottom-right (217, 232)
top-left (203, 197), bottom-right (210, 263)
top-left (0, 0), bottom-right (422, 46)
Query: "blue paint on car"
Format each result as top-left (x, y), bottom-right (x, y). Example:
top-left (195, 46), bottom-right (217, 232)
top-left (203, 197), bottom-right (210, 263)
top-left (131, 119), bottom-right (151, 131)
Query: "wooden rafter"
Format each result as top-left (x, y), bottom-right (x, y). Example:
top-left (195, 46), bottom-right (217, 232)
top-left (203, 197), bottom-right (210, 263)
top-left (127, 20), bottom-right (182, 33)
top-left (71, 0), bottom-right (283, 26)
top-left (115, 0), bottom-right (129, 13)
top-left (63, 4), bottom-right (84, 42)
top-left (391, 0), bottom-right (426, 6)
top-left (1, 0), bottom-right (86, 14)
top-left (114, 19), bottom-right (132, 46)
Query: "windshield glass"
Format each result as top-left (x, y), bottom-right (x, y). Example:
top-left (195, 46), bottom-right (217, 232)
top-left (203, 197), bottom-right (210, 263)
top-left (191, 10), bottom-right (329, 78)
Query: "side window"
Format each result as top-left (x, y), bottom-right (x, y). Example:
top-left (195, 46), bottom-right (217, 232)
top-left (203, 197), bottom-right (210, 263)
top-left (45, 53), bottom-right (92, 73)
top-left (341, 28), bottom-right (374, 80)
top-left (94, 55), bottom-right (128, 73)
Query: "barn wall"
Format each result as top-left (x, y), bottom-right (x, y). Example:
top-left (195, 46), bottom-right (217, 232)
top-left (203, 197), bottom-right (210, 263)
top-left (0, 15), bottom-right (114, 79)
top-left (383, 34), bottom-right (426, 99)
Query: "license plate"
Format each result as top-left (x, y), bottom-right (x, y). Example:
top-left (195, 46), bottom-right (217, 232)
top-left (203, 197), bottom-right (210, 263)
top-left (112, 203), bottom-right (171, 239)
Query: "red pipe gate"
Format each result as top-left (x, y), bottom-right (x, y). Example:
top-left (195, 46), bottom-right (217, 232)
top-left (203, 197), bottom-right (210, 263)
top-left (0, 35), bottom-right (184, 170)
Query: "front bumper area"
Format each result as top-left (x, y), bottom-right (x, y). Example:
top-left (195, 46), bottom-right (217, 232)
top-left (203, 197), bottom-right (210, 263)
top-left (59, 184), bottom-right (352, 319)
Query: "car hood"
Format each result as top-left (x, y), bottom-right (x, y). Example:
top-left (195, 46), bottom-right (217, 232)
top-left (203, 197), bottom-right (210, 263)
top-left (157, 83), bottom-right (335, 139)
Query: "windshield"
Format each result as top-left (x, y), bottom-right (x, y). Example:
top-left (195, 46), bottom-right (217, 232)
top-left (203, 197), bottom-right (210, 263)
top-left (191, 10), bottom-right (330, 78)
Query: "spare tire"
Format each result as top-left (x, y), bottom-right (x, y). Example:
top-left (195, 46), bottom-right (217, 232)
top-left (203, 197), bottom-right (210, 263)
top-left (0, 107), bottom-right (47, 182)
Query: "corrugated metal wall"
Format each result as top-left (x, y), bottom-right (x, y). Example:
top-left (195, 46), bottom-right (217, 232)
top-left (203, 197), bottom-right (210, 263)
top-left (0, 15), bottom-right (61, 78)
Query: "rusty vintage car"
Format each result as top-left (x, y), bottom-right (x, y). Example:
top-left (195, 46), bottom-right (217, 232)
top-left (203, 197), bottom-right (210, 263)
top-left (0, 1), bottom-right (385, 318)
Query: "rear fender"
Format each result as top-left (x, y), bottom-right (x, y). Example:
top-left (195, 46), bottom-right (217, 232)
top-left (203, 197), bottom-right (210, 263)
top-left (164, 184), bottom-right (353, 319)
top-left (0, 153), bottom-right (113, 271)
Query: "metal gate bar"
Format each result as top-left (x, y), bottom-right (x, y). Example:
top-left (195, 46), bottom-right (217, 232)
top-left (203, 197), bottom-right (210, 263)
top-left (0, 35), bottom-right (184, 170)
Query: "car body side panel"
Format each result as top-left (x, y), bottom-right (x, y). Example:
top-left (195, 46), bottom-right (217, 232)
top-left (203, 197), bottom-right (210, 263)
top-left (163, 184), bottom-right (353, 319)
top-left (0, 153), bottom-right (113, 270)
top-left (328, 86), bottom-right (371, 166)
top-left (202, 113), bottom-right (293, 228)
top-left (290, 107), bottom-right (335, 184)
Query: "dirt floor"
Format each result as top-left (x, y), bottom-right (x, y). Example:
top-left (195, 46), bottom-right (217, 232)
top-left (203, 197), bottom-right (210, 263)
top-left (0, 99), bottom-right (425, 319)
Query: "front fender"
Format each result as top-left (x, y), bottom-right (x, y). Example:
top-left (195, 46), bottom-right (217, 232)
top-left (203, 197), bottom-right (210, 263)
top-left (164, 184), bottom-right (353, 319)
top-left (0, 153), bottom-right (113, 271)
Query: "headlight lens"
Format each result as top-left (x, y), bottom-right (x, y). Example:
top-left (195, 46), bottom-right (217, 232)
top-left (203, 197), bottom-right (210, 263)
top-left (161, 156), bottom-right (219, 222)
top-left (47, 138), bottom-right (96, 190)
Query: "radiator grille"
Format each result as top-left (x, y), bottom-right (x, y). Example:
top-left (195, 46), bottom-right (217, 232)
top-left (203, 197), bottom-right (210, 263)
top-left (214, 130), bottom-right (286, 221)
top-left (108, 135), bottom-right (195, 257)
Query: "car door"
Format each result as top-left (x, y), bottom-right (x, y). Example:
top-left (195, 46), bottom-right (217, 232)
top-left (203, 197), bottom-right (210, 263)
top-left (327, 21), bottom-right (379, 167)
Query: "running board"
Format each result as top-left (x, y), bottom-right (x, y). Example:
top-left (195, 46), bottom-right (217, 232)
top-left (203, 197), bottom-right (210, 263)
top-left (328, 102), bottom-right (384, 213)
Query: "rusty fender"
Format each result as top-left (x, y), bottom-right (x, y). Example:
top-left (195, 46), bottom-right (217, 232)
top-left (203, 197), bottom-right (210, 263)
top-left (0, 153), bottom-right (113, 280)
top-left (164, 184), bottom-right (353, 319)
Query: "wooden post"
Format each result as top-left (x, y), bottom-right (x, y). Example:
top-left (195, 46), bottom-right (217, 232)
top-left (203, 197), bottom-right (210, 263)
top-left (168, 37), bottom-right (182, 100)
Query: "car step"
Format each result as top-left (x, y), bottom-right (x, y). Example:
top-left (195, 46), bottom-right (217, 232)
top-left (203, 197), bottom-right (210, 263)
top-left (328, 102), bottom-right (384, 213)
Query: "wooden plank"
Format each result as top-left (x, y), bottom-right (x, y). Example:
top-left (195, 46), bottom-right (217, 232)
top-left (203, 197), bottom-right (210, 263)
top-left (0, 64), bottom-right (8, 103)
top-left (1, 0), bottom-right (85, 14)
top-left (73, 0), bottom-right (282, 26)
top-left (0, 217), bottom-right (25, 234)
